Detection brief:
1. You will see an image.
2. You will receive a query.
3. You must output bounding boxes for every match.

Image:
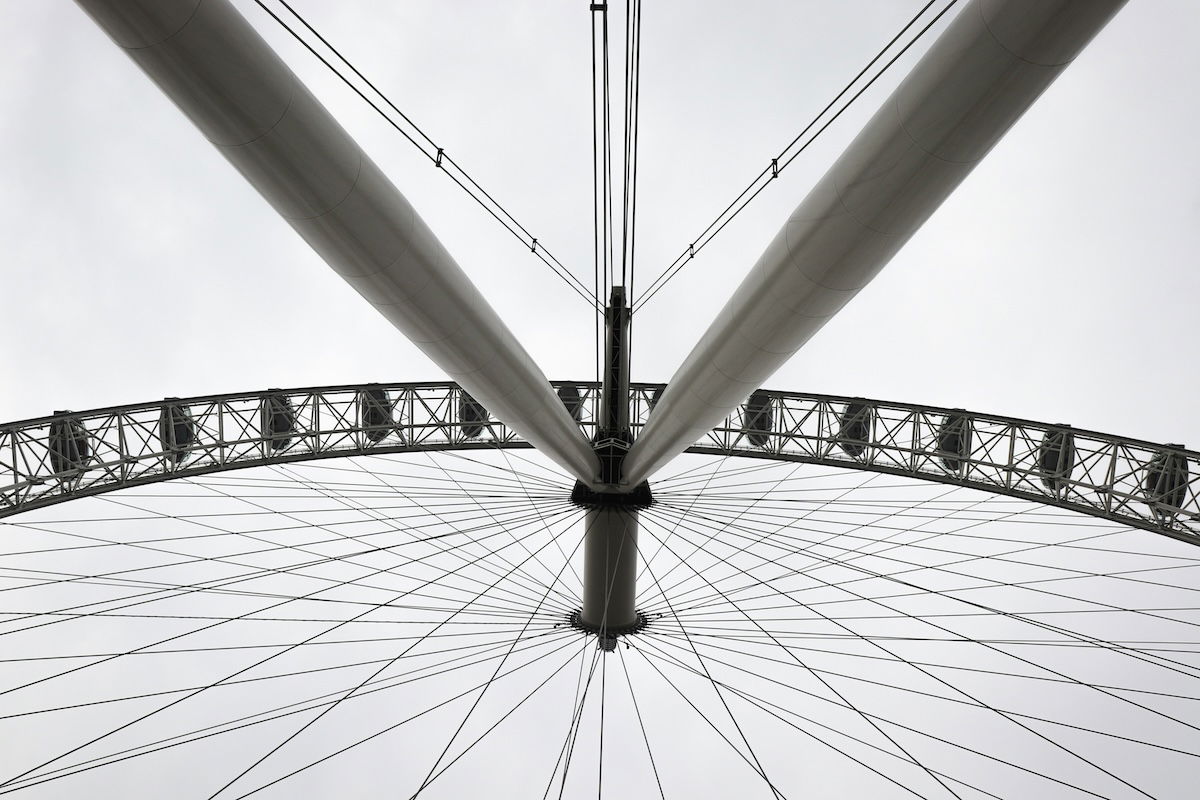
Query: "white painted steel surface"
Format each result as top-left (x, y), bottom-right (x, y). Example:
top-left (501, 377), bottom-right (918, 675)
top-left (74, 0), bottom-right (600, 485)
top-left (621, 0), bottom-right (1126, 488)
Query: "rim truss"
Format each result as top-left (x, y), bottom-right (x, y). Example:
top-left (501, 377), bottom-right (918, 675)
top-left (2, 383), bottom-right (1197, 542)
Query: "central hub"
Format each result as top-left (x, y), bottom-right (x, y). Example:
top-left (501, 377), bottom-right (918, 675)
top-left (570, 479), bottom-right (653, 510)
top-left (569, 608), bottom-right (650, 651)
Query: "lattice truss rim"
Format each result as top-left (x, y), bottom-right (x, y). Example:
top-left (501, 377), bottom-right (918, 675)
top-left (1, 382), bottom-right (1195, 542)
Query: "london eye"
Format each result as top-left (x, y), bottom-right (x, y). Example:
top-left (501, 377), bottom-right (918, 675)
top-left (1, 1), bottom-right (1198, 797)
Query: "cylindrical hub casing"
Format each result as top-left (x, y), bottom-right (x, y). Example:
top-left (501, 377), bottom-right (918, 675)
top-left (580, 509), bottom-right (639, 630)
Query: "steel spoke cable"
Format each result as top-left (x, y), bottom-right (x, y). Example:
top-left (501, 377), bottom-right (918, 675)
top-left (495, 444), bottom-right (586, 604)
top-left (592, 2), bottom-right (604, 383)
top-left (549, 646), bottom-right (603, 800)
top-left (640, 485), bottom-right (1069, 617)
top-left (357, 449), bottom-right (576, 494)
top-left (542, 639), bottom-right (595, 800)
top-left (251, 0), bottom-right (599, 308)
top-left (433, 449), bottom-right (577, 493)
top-left (635, 509), bottom-right (967, 800)
top-left (7, 504), bottom-right (587, 793)
top-left (654, 522), bottom-right (1167, 621)
top-left (632, 633), bottom-right (1103, 800)
top-left (1, 629), bottom-right (585, 796)
top-left (616, 642), bottom-right (665, 800)
top-left (626, 508), bottom-right (787, 799)
top-left (625, 635), bottom-right (791, 796)
top-left (259, 464), bottom-right (569, 510)
top-left (645, 623), bottom-right (1200, 703)
top-left (602, 1), bottom-right (614, 298)
top-left (622, 0), bottom-right (642, 296)
top-left (634, 0), bottom-right (958, 311)
top-left (2, 604), bottom-right (569, 628)
top-left (637, 629), bottom-right (1186, 800)
top-left (637, 503), bottom-right (1200, 766)
top-left (669, 604), bottom-right (1200, 632)
top-left (643, 625), bottom-right (1200, 761)
top-left (403, 508), bottom-right (596, 800)
top-left (0, 566), bottom-right (574, 623)
top-left (6, 480), bottom-right (570, 566)
top-left (166, 470), bottom-right (581, 607)
top-left (643, 498), bottom-right (1200, 678)
top-left (634, 453), bottom-right (734, 592)
top-left (632, 632), bottom-right (1005, 800)
top-left (639, 471), bottom-right (955, 612)
top-left (213, 530), bottom-right (582, 800)
top-left (182, 461), bottom-right (570, 496)
top-left (0, 504), bottom-right (587, 788)
top-left (648, 457), bottom-right (864, 491)
top-left (292, 451), bottom-right (575, 494)
top-left (651, 494), bottom-right (1200, 630)
top-left (275, 458), bottom-right (582, 614)
top-left (394, 638), bottom-right (593, 800)
top-left (0, 494), bottom-right (586, 636)
top-left (0, 619), bottom-right (569, 673)
top-left (0, 623), bottom-right (568, 724)
top-left (596, 642), bottom-right (607, 800)
top-left (661, 620), bottom-right (1200, 654)
top-left (638, 464), bottom-right (882, 608)
top-left (199, 462), bottom-right (580, 614)
top-left (68, 491), bottom-right (578, 623)
top-left (412, 451), bottom-right (583, 609)
top-left (640, 499), bottom-right (1200, 684)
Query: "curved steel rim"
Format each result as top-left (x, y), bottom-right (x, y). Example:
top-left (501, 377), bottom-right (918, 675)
top-left (2, 381), bottom-right (1196, 544)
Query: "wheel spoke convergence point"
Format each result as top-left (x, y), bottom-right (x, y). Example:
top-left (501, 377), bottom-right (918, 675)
top-left (3, 382), bottom-right (1198, 542)
top-left (2, 448), bottom-right (1200, 797)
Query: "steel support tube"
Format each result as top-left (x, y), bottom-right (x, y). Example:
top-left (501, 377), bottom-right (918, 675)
top-left (580, 509), bottom-right (639, 631)
top-left (621, 0), bottom-right (1125, 488)
top-left (74, 0), bottom-right (600, 485)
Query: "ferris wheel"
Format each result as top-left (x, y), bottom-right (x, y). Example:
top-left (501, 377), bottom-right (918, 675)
top-left (2, 0), bottom-right (1199, 798)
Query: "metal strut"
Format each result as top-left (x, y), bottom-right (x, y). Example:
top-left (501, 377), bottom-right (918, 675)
top-left (572, 287), bottom-right (650, 647)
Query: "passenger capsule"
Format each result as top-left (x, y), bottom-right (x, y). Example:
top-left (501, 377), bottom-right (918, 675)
top-left (743, 390), bottom-right (773, 449)
top-left (460, 391), bottom-right (488, 439)
top-left (158, 399), bottom-right (196, 464)
top-left (557, 383), bottom-right (583, 422)
top-left (935, 412), bottom-right (972, 471)
top-left (48, 411), bottom-right (90, 476)
top-left (261, 391), bottom-right (295, 451)
top-left (837, 402), bottom-right (873, 458)
top-left (1037, 427), bottom-right (1075, 492)
top-left (358, 387), bottom-right (392, 443)
top-left (1144, 445), bottom-right (1188, 522)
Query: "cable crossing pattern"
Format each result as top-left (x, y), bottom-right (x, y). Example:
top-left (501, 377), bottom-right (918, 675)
top-left (252, 0), bottom-right (600, 310)
top-left (633, 0), bottom-right (959, 312)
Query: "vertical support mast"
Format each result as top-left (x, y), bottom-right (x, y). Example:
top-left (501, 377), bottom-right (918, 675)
top-left (573, 287), bottom-right (648, 648)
